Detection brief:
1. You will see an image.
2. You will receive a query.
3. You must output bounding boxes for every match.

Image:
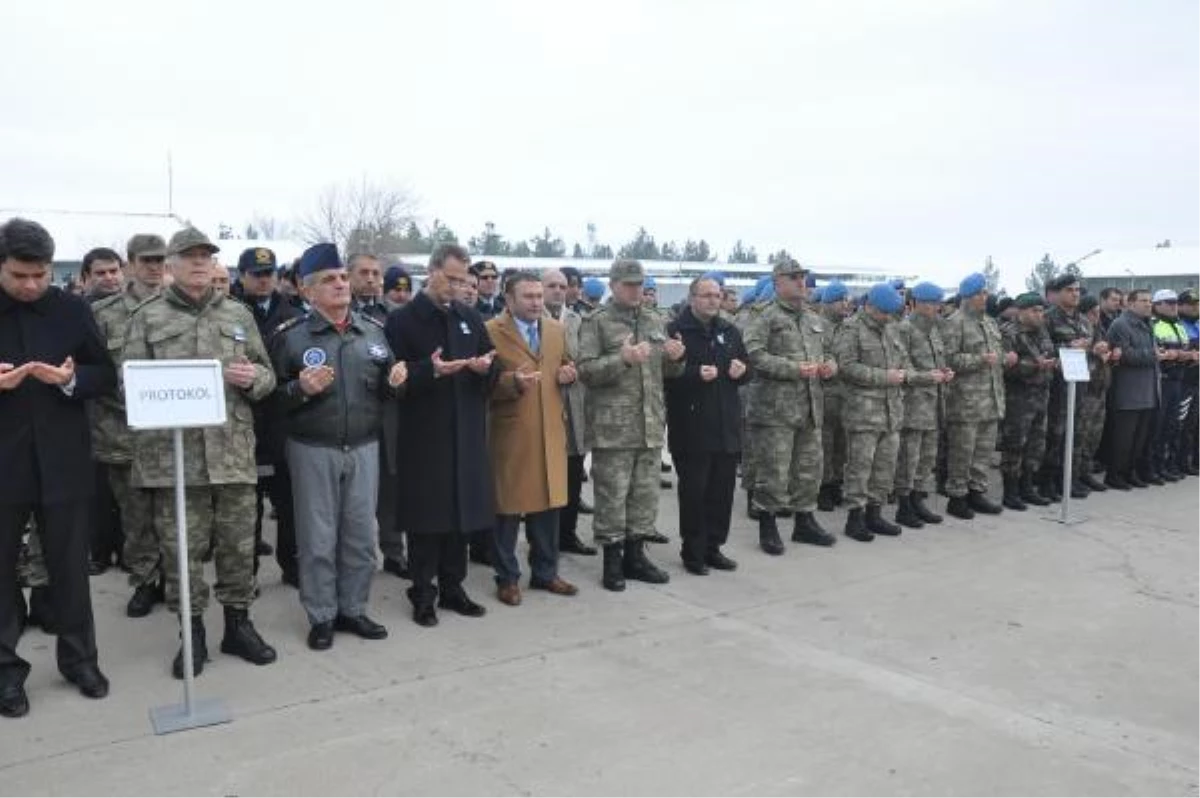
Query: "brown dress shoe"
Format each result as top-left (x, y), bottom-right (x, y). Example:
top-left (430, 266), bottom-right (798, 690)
top-left (529, 576), bottom-right (579, 596)
top-left (496, 583), bottom-right (522, 606)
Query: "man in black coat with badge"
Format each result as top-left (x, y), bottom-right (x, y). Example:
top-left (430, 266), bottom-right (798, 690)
top-left (385, 244), bottom-right (499, 627)
top-left (665, 277), bottom-right (753, 575)
top-left (0, 218), bottom-right (116, 717)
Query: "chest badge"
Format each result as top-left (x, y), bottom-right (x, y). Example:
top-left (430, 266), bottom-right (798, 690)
top-left (233, 325), bottom-right (247, 342)
top-left (302, 347), bottom-right (327, 368)
top-left (460, 321), bottom-right (471, 335)
top-left (367, 343), bottom-right (389, 361)
top-left (716, 333), bottom-right (726, 345)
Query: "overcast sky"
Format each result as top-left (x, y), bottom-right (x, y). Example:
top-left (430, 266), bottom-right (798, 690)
top-left (2, 0), bottom-right (1196, 291)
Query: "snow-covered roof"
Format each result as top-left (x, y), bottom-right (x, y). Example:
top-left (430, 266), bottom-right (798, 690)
top-left (1079, 246), bottom-right (1198, 279)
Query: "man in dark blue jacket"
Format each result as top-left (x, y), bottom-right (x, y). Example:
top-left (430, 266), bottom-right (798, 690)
top-left (665, 277), bottom-right (752, 574)
top-left (0, 218), bottom-right (116, 718)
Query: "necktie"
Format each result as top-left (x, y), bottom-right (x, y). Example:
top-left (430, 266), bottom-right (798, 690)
top-left (527, 322), bottom-right (540, 354)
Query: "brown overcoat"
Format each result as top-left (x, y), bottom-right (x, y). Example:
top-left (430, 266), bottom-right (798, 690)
top-left (486, 311), bottom-right (570, 515)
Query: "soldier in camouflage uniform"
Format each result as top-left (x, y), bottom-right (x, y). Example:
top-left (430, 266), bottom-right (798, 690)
top-left (93, 234), bottom-right (168, 617)
top-left (1043, 273), bottom-right (1108, 498)
top-left (734, 277), bottom-right (774, 520)
top-left (941, 273), bottom-right (1014, 520)
top-left (816, 280), bottom-right (852, 512)
top-left (893, 282), bottom-right (953, 528)
top-left (834, 284), bottom-right (931, 541)
top-left (1079, 294), bottom-right (1117, 482)
top-left (123, 227), bottom-right (278, 679)
top-left (998, 293), bottom-right (1057, 511)
top-left (743, 259), bottom-right (838, 554)
top-left (577, 259), bottom-right (687, 592)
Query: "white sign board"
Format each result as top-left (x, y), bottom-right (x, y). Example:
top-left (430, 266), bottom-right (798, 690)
top-left (124, 360), bottom-right (228, 430)
top-left (1058, 348), bottom-right (1090, 383)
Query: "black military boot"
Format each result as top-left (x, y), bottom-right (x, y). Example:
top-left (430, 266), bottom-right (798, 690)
top-left (1019, 471), bottom-right (1051, 506)
top-left (171, 615), bottom-right (208, 679)
top-left (1069, 479), bottom-right (1090, 499)
top-left (792, 512), bottom-right (837, 546)
top-left (746, 490), bottom-right (762, 520)
top-left (1001, 474), bottom-right (1027, 511)
top-left (894, 493), bottom-right (925, 529)
top-left (816, 483), bottom-right (837, 512)
top-left (623, 540), bottom-right (670, 584)
top-left (219, 607), bottom-right (277, 666)
top-left (27, 586), bottom-right (56, 634)
top-left (1040, 475), bottom-right (1063, 502)
top-left (967, 490), bottom-right (1003, 515)
top-left (601, 544), bottom-right (626, 592)
top-left (758, 514), bottom-right (785, 556)
top-left (1080, 472), bottom-right (1107, 492)
top-left (945, 495), bottom-right (975, 520)
top-left (831, 483), bottom-right (845, 507)
top-left (126, 579), bottom-right (164, 618)
top-left (911, 491), bottom-right (943, 524)
top-left (843, 507), bottom-right (874, 542)
top-left (865, 503), bottom-right (901, 536)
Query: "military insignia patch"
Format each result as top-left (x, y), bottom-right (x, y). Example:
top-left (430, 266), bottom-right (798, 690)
top-left (459, 321), bottom-right (471, 335)
top-left (367, 343), bottom-right (388, 361)
top-left (255, 248), bottom-right (272, 265)
top-left (233, 325), bottom-right (247, 342)
top-left (302, 347), bottom-right (327, 368)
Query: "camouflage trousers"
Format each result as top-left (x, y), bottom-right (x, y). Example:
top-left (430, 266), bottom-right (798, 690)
top-left (591, 448), bottom-right (661, 546)
top-left (945, 420), bottom-right (999, 498)
top-left (154, 484), bottom-right (257, 615)
top-left (843, 429), bottom-right (900, 509)
top-left (1000, 387), bottom-right (1049, 478)
top-left (750, 423), bottom-right (823, 513)
top-left (108, 463), bottom-right (160, 588)
top-left (1079, 390), bottom-right (1107, 471)
top-left (893, 427), bottom-right (939, 496)
top-left (821, 392), bottom-right (846, 488)
top-left (741, 422), bottom-right (758, 492)
top-left (18, 514), bottom-right (47, 588)
top-left (1045, 381), bottom-right (1090, 478)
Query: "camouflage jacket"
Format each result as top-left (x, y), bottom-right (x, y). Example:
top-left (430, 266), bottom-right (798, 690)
top-left (742, 299), bottom-right (834, 428)
top-left (834, 312), bottom-right (922, 432)
top-left (894, 313), bottom-right (946, 430)
top-left (818, 304), bottom-right (848, 399)
top-left (577, 301), bottom-right (685, 449)
top-left (1001, 320), bottom-right (1056, 389)
top-left (122, 285), bottom-right (276, 488)
top-left (89, 282), bottom-right (157, 463)
top-left (942, 306), bottom-right (1006, 422)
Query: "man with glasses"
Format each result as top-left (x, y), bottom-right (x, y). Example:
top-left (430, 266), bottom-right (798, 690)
top-left (473, 261), bottom-right (504, 320)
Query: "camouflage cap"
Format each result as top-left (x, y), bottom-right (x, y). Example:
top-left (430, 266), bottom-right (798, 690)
top-left (772, 258), bottom-right (806, 277)
top-left (610, 259), bottom-right (645, 284)
top-left (167, 227), bottom-right (219, 257)
top-left (126, 233), bottom-right (167, 259)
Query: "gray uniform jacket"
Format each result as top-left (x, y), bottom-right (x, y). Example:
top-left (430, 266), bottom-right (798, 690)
top-left (270, 310), bottom-right (398, 449)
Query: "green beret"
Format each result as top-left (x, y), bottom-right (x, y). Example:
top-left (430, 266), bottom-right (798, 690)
top-left (1014, 292), bottom-right (1045, 310)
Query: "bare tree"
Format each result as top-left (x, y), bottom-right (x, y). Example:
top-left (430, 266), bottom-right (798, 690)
top-left (296, 176), bottom-right (420, 254)
top-left (248, 212), bottom-right (292, 240)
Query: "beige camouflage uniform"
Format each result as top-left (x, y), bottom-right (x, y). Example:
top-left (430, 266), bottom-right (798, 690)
top-left (893, 312), bottom-right (947, 497)
top-left (941, 305), bottom-right (1006, 498)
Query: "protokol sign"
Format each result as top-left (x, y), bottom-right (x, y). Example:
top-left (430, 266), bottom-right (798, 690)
top-left (1058, 348), bottom-right (1091, 383)
top-left (124, 360), bottom-right (228, 430)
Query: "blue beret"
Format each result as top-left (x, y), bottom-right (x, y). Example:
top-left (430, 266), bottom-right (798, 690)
top-left (890, 278), bottom-right (906, 290)
top-left (867, 282), bottom-right (904, 314)
top-left (821, 280), bottom-right (848, 304)
top-left (702, 270), bottom-right (726, 287)
top-left (759, 278), bottom-right (777, 301)
top-left (911, 281), bottom-right (944, 303)
top-left (583, 277), bottom-right (605, 300)
top-left (959, 272), bottom-right (987, 298)
top-left (643, 276), bottom-right (658, 290)
top-left (384, 265), bottom-right (411, 293)
top-left (805, 273), bottom-right (817, 288)
top-left (810, 287), bottom-right (823, 303)
top-left (297, 243), bottom-right (343, 279)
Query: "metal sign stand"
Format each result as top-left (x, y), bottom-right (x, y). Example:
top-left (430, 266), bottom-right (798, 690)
top-left (1046, 348), bottom-right (1089, 527)
top-left (148, 429), bottom-right (233, 734)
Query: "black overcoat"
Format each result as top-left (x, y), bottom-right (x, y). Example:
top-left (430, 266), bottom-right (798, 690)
top-left (665, 307), bottom-right (752, 455)
top-left (385, 291), bottom-right (498, 535)
top-left (0, 286), bottom-right (116, 504)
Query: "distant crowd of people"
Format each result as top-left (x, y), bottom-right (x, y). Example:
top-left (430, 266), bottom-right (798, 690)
top-left (1, 214), bottom-right (1195, 720)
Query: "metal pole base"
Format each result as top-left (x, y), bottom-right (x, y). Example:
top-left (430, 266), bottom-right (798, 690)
top-left (150, 697), bottom-right (232, 735)
top-left (1043, 512), bottom-right (1088, 527)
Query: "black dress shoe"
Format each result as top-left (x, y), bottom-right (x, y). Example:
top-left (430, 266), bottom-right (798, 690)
top-left (412, 605), bottom-right (438, 627)
top-left (1080, 473), bottom-right (1107, 492)
top-left (307, 621), bottom-right (334, 651)
top-left (683, 560), bottom-right (710, 576)
top-left (255, 540), bottom-right (274, 556)
top-left (382, 556), bottom-right (410, 580)
top-left (63, 665), bottom-right (109, 699)
top-left (559, 533), bottom-right (598, 556)
top-left (1104, 476), bottom-right (1132, 491)
top-left (88, 559), bottom-right (109, 576)
top-left (438, 591), bottom-right (487, 618)
top-left (334, 614), bottom-right (388, 640)
top-left (1141, 472), bottom-right (1165, 486)
top-left (577, 498), bottom-right (595, 515)
top-left (704, 551), bottom-right (738, 571)
top-left (0, 684), bottom-right (29, 718)
top-left (1127, 474), bottom-right (1149, 488)
top-left (643, 530), bottom-right (670, 544)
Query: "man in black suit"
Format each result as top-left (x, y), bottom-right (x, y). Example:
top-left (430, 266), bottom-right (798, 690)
top-left (0, 218), bottom-right (116, 718)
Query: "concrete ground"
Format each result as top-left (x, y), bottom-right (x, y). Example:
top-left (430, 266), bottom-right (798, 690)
top-left (2, 473), bottom-right (1197, 796)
